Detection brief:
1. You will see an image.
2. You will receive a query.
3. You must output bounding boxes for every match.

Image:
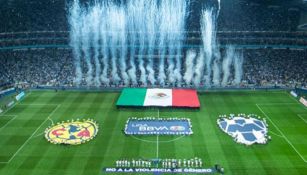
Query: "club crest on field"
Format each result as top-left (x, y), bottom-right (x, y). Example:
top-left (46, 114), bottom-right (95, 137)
top-left (45, 119), bottom-right (98, 145)
top-left (217, 114), bottom-right (270, 146)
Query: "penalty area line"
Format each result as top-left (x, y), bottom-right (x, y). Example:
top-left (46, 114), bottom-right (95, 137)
top-left (0, 104), bottom-right (61, 164)
top-left (256, 103), bottom-right (297, 106)
top-left (269, 131), bottom-right (283, 138)
top-left (297, 114), bottom-right (307, 124)
top-left (156, 134), bottom-right (159, 159)
top-left (257, 102), bottom-right (307, 111)
top-left (18, 103), bottom-right (59, 106)
top-left (256, 104), bottom-right (307, 163)
top-left (0, 91), bottom-right (32, 116)
top-left (33, 117), bottom-right (55, 138)
top-left (0, 115), bottom-right (18, 130)
top-left (156, 109), bottom-right (159, 159)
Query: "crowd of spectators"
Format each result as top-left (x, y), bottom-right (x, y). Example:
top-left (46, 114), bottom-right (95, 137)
top-left (217, 1), bottom-right (301, 32)
top-left (243, 49), bottom-right (306, 88)
top-left (0, 49), bottom-right (74, 87)
top-left (0, 48), bottom-right (305, 89)
top-left (0, 0), bottom-right (303, 33)
top-left (0, 0), bottom-right (67, 33)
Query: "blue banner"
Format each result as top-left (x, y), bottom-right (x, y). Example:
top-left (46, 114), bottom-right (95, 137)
top-left (0, 88), bottom-right (15, 97)
top-left (124, 118), bottom-right (192, 135)
top-left (15, 91), bottom-right (25, 101)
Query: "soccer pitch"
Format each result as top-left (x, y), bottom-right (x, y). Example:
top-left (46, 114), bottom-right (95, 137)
top-left (0, 90), bottom-right (306, 175)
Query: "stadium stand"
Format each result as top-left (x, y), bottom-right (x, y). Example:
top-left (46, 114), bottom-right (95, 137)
top-left (0, 0), bottom-right (305, 89)
top-left (0, 48), bottom-right (305, 88)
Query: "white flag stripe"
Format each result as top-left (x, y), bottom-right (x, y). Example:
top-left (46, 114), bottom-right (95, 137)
top-left (143, 89), bottom-right (172, 106)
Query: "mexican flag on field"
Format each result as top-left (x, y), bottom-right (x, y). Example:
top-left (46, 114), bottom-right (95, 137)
top-left (116, 88), bottom-right (200, 108)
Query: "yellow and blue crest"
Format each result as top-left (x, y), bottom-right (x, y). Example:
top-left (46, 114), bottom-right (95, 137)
top-left (45, 119), bottom-right (98, 145)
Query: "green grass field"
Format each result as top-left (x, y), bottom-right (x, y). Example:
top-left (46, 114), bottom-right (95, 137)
top-left (0, 90), bottom-right (306, 175)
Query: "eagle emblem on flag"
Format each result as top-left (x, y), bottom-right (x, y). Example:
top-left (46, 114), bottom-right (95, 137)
top-left (151, 92), bottom-right (169, 99)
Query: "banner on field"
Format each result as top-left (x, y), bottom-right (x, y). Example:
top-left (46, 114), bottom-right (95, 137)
top-left (294, 88), bottom-right (307, 96)
top-left (15, 91), bottom-right (25, 101)
top-left (299, 97), bottom-right (307, 107)
top-left (290, 91), bottom-right (298, 98)
top-left (117, 88), bottom-right (200, 108)
top-left (103, 168), bottom-right (216, 174)
top-left (124, 118), bottom-right (192, 135)
top-left (6, 101), bottom-right (14, 108)
top-left (0, 88), bottom-right (15, 96)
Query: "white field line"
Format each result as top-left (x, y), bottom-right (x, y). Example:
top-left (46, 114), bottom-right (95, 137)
top-left (0, 115), bottom-right (16, 117)
top-left (265, 91), bottom-right (288, 93)
top-left (297, 114), bottom-right (307, 124)
top-left (0, 115), bottom-right (18, 130)
top-left (48, 117), bottom-right (54, 125)
top-left (0, 104), bottom-right (61, 164)
top-left (257, 102), bottom-right (307, 112)
top-left (0, 103), bottom-right (59, 131)
top-left (256, 104), bottom-right (307, 163)
top-left (269, 131), bottom-right (284, 138)
top-left (33, 117), bottom-right (55, 138)
top-left (157, 107), bottom-right (160, 154)
top-left (33, 132), bottom-right (45, 138)
top-left (156, 134), bottom-right (159, 159)
top-left (18, 104), bottom-right (59, 106)
top-left (256, 103), bottom-right (297, 106)
top-left (130, 135), bottom-right (185, 143)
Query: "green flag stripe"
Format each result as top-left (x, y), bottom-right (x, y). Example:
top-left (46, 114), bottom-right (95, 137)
top-left (116, 88), bottom-right (147, 106)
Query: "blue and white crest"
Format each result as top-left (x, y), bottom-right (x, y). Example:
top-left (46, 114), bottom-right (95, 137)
top-left (217, 114), bottom-right (269, 146)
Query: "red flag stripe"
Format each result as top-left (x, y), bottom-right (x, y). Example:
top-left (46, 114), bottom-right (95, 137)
top-left (172, 89), bottom-right (200, 108)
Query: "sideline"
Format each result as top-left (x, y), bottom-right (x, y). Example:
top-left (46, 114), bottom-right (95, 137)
top-left (256, 104), bottom-right (307, 163)
top-left (0, 104), bottom-right (61, 164)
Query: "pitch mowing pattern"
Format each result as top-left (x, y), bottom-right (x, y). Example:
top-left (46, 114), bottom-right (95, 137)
top-left (0, 90), bottom-right (306, 175)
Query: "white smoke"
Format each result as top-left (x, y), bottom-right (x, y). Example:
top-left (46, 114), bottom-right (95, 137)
top-left (117, 6), bottom-right (129, 85)
top-left (69, 0), bottom-right (244, 88)
top-left (126, 1), bottom-right (138, 86)
top-left (81, 12), bottom-right (93, 86)
top-left (234, 50), bottom-right (244, 85)
top-left (100, 3), bottom-right (110, 85)
top-left (157, 0), bottom-right (168, 86)
top-left (201, 8), bottom-right (217, 86)
top-left (217, 0), bottom-right (221, 15)
top-left (212, 58), bottom-right (220, 86)
top-left (108, 7), bottom-right (122, 84)
top-left (164, 0), bottom-right (176, 86)
top-left (184, 49), bottom-right (197, 85)
top-left (145, 0), bottom-right (158, 86)
top-left (193, 50), bottom-right (205, 87)
top-left (69, 0), bottom-right (82, 86)
top-left (135, 0), bottom-right (147, 86)
top-left (90, 4), bottom-right (102, 86)
top-left (173, 0), bottom-right (188, 86)
top-left (221, 45), bottom-right (234, 86)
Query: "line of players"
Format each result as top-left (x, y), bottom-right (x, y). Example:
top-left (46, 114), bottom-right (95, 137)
top-left (161, 158), bottom-right (203, 168)
top-left (116, 159), bottom-right (152, 168)
top-left (115, 157), bottom-right (203, 168)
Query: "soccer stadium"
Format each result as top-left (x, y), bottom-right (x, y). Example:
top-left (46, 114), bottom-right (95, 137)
top-left (0, 0), bottom-right (307, 174)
